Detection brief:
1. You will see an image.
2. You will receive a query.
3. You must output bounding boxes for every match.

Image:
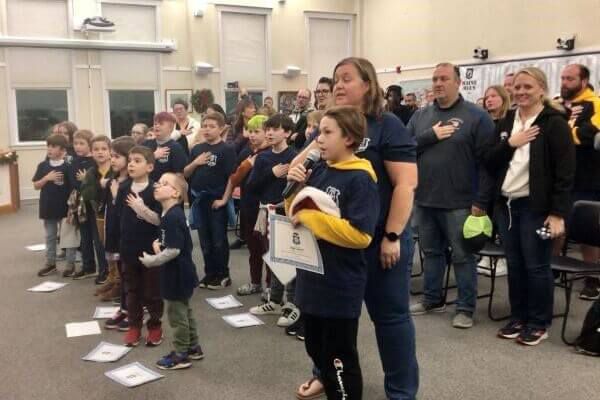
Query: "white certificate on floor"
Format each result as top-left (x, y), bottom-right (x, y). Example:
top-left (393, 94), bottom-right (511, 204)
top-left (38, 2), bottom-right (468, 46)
top-left (105, 362), bottom-right (163, 388)
top-left (206, 295), bottom-right (243, 310)
top-left (27, 281), bottom-right (68, 292)
top-left (222, 313), bottom-right (264, 328)
top-left (82, 342), bottom-right (131, 363)
top-left (65, 321), bottom-right (101, 338)
top-left (268, 214), bottom-right (324, 274)
top-left (93, 306), bottom-right (120, 319)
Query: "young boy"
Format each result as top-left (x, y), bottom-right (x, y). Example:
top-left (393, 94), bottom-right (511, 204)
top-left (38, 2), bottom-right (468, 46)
top-left (184, 113), bottom-right (236, 289)
top-left (246, 114), bottom-right (299, 325)
top-left (76, 135), bottom-right (111, 283)
top-left (140, 172), bottom-right (202, 370)
top-left (104, 137), bottom-right (136, 331)
top-left (33, 134), bottom-right (72, 276)
top-left (116, 145), bottom-right (163, 347)
top-left (144, 112), bottom-right (188, 182)
top-left (213, 114), bottom-right (269, 295)
top-left (286, 105), bottom-right (379, 399)
top-left (97, 136), bottom-right (136, 303)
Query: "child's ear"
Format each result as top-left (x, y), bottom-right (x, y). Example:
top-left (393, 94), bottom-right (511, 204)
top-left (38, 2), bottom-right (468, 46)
top-left (344, 136), bottom-right (355, 149)
top-left (147, 163), bottom-right (154, 173)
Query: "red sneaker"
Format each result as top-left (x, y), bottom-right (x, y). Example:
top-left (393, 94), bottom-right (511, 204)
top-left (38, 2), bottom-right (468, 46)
top-left (146, 326), bottom-right (163, 347)
top-left (124, 327), bottom-right (141, 347)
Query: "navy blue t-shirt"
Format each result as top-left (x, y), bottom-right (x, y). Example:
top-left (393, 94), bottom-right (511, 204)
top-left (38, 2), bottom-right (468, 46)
top-left (115, 180), bottom-right (161, 263)
top-left (295, 162), bottom-right (379, 319)
top-left (68, 155), bottom-right (94, 190)
top-left (189, 141), bottom-right (236, 197)
top-left (356, 112), bottom-right (416, 228)
top-left (246, 147), bottom-right (297, 205)
top-left (159, 206), bottom-right (199, 301)
top-left (32, 160), bottom-right (72, 220)
top-left (143, 139), bottom-right (188, 182)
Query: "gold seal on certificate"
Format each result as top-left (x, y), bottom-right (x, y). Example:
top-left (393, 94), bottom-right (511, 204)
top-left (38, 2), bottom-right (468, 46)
top-left (268, 214), bottom-right (324, 274)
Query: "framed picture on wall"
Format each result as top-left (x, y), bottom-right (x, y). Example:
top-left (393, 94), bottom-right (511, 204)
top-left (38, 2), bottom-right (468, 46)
top-left (278, 91), bottom-right (297, 115)
top-left (165, 89), bottom-right (193, 112)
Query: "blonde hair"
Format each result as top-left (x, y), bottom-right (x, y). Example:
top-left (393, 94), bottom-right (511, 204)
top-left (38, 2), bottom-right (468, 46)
top-left (162, 172), bottom-right (189, 204)
top-left (307, 110), bottom-right (324, 127)
top-left (333, 57), bottom-right (384, 118)
top-left (513, 67), bottom-right (564, 112)
top-left (484, 85), bottom-right (510, 119)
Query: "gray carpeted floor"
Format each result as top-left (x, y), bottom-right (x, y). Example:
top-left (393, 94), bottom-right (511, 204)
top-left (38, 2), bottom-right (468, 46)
top-left (1, 202), bottom-right (598, 400)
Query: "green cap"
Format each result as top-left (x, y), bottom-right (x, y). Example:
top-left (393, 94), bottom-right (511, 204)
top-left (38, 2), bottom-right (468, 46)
top-left (463, 215), bottom-right (493, 252)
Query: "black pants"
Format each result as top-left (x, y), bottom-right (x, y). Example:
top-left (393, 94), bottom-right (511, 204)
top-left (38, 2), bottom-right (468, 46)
top-left (304, 313), bottom-right (362, 400)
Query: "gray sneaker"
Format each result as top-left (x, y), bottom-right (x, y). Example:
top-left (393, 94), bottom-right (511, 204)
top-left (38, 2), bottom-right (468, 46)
top-left (237, 283), bottom-right (262, 296)
top-left (409, 301), bottom-right (446, 316)
top-left (452, 312), bottom-right (474, 329)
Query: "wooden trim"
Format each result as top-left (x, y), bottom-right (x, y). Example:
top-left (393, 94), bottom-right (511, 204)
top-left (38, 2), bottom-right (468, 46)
top-left (0, 162), bottom-right (20, 214)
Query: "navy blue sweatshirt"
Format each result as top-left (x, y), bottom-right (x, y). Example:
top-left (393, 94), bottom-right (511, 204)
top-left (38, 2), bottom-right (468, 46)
top-left (246, 147), bottom-right (297, 205)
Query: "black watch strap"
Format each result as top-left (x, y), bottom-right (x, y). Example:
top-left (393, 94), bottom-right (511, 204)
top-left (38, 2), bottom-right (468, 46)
top-left (384, 231), bottom-right (400, 241)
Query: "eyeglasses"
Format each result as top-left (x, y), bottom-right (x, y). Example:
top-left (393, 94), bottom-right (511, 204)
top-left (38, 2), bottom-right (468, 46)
top-left (315, 90), bottom-right (330, 95)
top-left (154, 180), bottom-right (177, 190)
top-left (297, 95), bottom-right (310, 100)
top-left (131, 130), bottom-right (144, 135)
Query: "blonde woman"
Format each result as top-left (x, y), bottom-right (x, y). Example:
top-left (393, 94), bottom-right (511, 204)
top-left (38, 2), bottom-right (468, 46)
top-left (484, 85), bottom-right (511, 123)
top-left (484, 67), bottom-right (575, 346)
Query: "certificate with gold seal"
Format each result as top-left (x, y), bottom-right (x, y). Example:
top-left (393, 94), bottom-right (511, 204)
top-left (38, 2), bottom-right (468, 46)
top-left (268, 214), bottom-right (324, 274)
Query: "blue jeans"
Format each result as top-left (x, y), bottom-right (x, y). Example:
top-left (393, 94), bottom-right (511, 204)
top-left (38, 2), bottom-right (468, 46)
top-left (365, 229), bottom-right (419, 400)
top-left (416, 206), bottom-right (477, 315)
top-left (196, 203), bottom-right (230, 277)
top-left (270, 275), bottom-right (296, 305)
top-left (80, 204), bottom-right (107, 275)
top-left (495, 197), bottom-right (554, 329)
top-left (43, 219), bottom-right (60, 266)
top-left (226, 198), bottom-right (237, 227)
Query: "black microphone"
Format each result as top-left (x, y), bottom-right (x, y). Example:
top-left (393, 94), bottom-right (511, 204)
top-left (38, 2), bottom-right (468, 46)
top-left (282, 149), bottom-right (321, 199)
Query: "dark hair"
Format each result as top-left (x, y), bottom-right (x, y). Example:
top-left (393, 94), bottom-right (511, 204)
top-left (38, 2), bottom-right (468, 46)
top-left (91, 134), bottom-right (111, 148)
top-left (386, 85), bottom-right (403, 98)
top-left (435, 62), bottom-right (461, 80)
top-left (317, 76), bottom-right (334, 90)
top-left (46, 134), bottom-right (68, 149)
top-left (233, 98), bottom-right (256, 134)
top-left (405, 92), bottom-right (417, 99)
top-left (206, 103), bottom-right (226, 119)
top-left (333, 57), bottom-right (384, 118)
top-left (203, 112), bottom-right (226, 127)
top-left (264, 113), bottom-right (295, 133)
top-left (111, 136), bottom-right (136, 158)
top-left (323, 106), bottom-right (367, 151)
top-left (129, 145), bottom-right (155, 164)
top-left (172, 98), bottom-right (189, 110)
top-left (154, 111), bottom-right (176, 124)
top-left (574, 64), bottom-right (591, 82)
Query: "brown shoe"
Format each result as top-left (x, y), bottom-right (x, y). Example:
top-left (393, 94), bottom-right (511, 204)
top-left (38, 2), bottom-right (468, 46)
top-left (99, 283), bottom-right (120, 302)
top-left (94, 282), bottom-right (114, 296)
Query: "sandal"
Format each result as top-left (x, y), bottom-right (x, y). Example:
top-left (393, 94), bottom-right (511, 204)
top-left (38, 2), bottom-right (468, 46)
top-left (296, 377), bottom-right (325, 400)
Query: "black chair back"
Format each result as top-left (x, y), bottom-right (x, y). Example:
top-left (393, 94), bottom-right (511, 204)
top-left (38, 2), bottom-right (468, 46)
top-left (568, 201), bottom-right (600, 247)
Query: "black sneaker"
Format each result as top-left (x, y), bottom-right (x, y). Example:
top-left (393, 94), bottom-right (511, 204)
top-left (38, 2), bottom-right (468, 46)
top-left (497, 320), bottom-right (524, 339)
top-left (117, 318), bottom-right (130, 332)
top-left (579, 277), bottom-right (600, 300)
top-left (188, 345), bottom-right (205, 360)
top-left (95, 272), bottom-right (108, 285)
top-left (198, 275), bottom-right (213, 289)
top-left (286, 316), bottom-right (303, 336)
top-left (62, 265), bottom-right (75, 278)
top-left (37, 265), bottom-right (57, 277)
top-left (72, 270), bottom-right (97, 280)
top-left (229, 239), bottom-right (246, 250)
top-left (207, 275), bottom-right (231, 290)
top-left (516, 327), bottom-right (549, 346)
top-left (296, 321), bottom-right (305, 341)
top-left (105, 311), bottom-right (127, 330)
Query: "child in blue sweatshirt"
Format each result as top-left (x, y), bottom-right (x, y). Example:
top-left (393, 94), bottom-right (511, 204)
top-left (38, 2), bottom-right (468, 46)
top-left (286, 106), bottom-right (379, 400)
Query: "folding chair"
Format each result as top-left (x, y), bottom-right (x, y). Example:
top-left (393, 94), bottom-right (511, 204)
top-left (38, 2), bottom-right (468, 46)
top-left (551, 201), bottom-right (600, 345)
top-left (475, 242), bottom-right (510, 321)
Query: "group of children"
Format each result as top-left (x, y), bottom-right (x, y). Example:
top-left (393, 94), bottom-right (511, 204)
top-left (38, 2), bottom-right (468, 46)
top-left (33, 104), bottom-right (380, 397)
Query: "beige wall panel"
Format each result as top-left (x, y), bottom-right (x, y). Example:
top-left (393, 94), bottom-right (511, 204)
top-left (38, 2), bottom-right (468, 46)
top-left (161, 0), bottom-right (192, 68)
top-left (89, 69), bottom-right (106, 136)
top-left (162, 70), bottom-right (193, 91)
top-left (0, 68), bottom-right (8, 148)
top-left (17, 148), bottom-right (46, 200)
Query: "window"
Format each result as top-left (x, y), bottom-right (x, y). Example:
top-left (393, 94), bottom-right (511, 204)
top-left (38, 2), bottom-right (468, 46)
top-left (15, 90), bottom-right (68, 142)
top-left (108, 91), bottom-right (155, 138)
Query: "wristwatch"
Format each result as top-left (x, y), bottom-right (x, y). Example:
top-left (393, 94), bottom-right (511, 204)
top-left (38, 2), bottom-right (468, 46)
top-left (384, 231), bottom-right (400, 241)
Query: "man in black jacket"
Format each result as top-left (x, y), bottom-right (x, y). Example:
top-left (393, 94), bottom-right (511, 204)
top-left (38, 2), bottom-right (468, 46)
top-left (407, 63), bottom-right (495, 329)
top-left (559, 64), bottom-right (600, 300)
top-left (385, 85), bottom-right (414, 125)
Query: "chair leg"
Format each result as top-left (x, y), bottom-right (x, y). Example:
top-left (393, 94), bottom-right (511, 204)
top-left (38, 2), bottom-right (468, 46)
top-left (487, 256), bottom-right (510, 321)
top-left (561, 278), bottom-right (575, 345)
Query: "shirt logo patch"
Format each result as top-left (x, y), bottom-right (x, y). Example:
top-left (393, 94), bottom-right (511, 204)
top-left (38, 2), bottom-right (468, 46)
top-left (356, 138), bottom-right (370, 153)
top-left (444, 118), bottom-right (464, 129)
top-left (207, 154), bottom-right (217, 167)
top-left (326, 186), bottom-right (341, 207)
top-left (158, 153), bottom-right (169, 163)
top-left (160, 228), bottom-right (166, 246)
